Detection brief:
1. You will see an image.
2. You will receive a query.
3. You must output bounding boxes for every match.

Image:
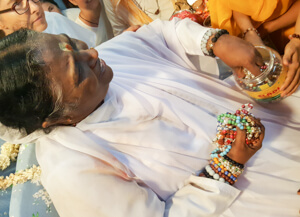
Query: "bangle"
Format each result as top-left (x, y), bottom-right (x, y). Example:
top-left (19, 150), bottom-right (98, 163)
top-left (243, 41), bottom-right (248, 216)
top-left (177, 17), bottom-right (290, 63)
top-left (201, 28), bottom-right (218, 56)
top-left (224, 155), bottom-right (244, 169)
top-left (242, 28), bottom-right (260, 39)
top-left (207, 29), bottom-right (229, 57)
top-left (288, 33), bottom-right (300, 40)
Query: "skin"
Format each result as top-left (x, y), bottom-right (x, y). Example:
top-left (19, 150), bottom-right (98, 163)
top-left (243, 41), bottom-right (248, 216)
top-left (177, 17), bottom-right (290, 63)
top-left (41, 1), bottom-right (62, 14)
top-left (68, 0), bottom-right (101, 27)
top-left (0, 0), bottom-right (47, 36)
top-left (39, 33), bottom-right (113, 128)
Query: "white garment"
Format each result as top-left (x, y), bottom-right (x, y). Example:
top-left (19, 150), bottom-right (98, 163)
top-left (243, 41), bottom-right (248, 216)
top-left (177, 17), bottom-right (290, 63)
top-left (74, 0), bottom-right (114, 45)
top-left (103, 0), bottom-right (174, 35)
top-left (44, 11), bottom-right (97, 48)
top-left (35, 19), bottom-right (300, 217)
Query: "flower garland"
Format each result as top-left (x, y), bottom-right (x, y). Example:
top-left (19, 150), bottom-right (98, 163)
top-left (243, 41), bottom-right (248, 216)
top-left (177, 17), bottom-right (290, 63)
top-left (0, 164), bottom-right (41, 190)
top-left (0, 143), bottom-right (41, 191)
top-left (0, 143), bottom-right (20, 170)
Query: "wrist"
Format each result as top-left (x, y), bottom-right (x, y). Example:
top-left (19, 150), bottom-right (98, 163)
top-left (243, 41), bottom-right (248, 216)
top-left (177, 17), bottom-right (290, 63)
top-left (201, 29), bottom-right (229, 57)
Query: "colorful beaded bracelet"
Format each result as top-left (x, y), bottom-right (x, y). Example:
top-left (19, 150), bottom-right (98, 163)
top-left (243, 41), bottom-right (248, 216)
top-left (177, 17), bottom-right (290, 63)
top-left (204, 104), bottom-right (262, 185)
top-left (242, 27), bottom-right (260, 39)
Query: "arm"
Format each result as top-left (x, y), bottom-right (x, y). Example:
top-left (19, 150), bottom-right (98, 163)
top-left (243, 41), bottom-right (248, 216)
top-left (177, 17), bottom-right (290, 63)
top-left (232, 11), bottom-right (264, 46)
top-left (36, 136), bottom-right (240, 217)
top-left (260, 0), bottom-right (300, 34)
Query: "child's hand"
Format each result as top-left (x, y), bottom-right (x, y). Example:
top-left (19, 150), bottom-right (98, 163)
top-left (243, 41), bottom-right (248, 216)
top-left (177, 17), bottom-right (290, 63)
top-left (227, 117), bottom-right (265, 165)
top-left (281, 38), bottom-right (300, 97)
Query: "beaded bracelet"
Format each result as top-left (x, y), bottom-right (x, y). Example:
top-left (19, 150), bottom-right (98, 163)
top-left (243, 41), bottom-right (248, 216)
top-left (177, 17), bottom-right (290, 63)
top-left (242, 27), bottom-right (260, 39)
top-left (201, 29), bottom-right (229, 57)
top-left (201, 28), bottom-right (218, 56)
top-left (288, 33), bottom-right (300, 40)
top-left (204, 103), bottom-right (262, 185)
top-left (209, 160), bottom-right (239, 183)
top-left (207, 29), bottom-right (229, 57)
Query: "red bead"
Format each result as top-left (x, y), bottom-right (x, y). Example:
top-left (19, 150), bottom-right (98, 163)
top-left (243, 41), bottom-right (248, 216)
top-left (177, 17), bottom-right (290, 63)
top-left (242, 105), bottom-right (245, 108)
top-left (236, 110), bottom-right (240, 114)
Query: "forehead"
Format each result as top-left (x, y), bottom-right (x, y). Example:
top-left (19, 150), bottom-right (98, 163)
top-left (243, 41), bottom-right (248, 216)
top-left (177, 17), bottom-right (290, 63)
top-left (0, 0), bottom-right (15, 7)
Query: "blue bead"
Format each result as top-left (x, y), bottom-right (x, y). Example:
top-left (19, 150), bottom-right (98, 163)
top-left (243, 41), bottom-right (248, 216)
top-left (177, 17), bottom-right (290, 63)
top-left (218, 168), bottom-right (221, 172)
top-left (224, 171), bottom-right (228, 175)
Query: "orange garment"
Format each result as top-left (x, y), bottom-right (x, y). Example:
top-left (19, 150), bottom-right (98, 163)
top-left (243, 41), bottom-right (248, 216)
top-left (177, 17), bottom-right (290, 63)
top-left (209, 0), bottom-right (296, 52)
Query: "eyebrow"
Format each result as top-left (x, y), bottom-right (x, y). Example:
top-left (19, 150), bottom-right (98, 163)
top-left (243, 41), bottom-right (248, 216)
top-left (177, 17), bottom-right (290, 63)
top-left (59, 34), bottom-right (78, 85)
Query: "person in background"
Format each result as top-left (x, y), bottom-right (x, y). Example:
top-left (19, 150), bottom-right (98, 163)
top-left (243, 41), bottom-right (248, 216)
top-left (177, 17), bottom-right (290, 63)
top-left (66, 0), bottom-right (114, 45)
top-left (41, 0), bottom-right (63, 14)
top-left (103, 0), bottom-right (176, 35)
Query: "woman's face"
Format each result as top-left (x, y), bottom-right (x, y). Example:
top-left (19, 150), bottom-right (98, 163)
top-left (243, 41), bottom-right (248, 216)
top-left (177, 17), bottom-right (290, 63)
top-left (40, 33), bottom-right (113, 127)
top-left (0, 0), bottom-right (47, 35)
top-left (41, 2), bottom-right (62, 14)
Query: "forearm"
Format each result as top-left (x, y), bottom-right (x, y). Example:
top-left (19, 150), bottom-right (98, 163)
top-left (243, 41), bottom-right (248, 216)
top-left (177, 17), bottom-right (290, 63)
top-left (266, 0), bottom-right (300, 33)
top-left (232, 10), bottom-right (254, 32)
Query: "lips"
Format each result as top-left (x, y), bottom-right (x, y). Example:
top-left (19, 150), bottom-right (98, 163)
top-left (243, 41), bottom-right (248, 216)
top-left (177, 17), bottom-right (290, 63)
top-left (33, 15), bottom-right (42, 24)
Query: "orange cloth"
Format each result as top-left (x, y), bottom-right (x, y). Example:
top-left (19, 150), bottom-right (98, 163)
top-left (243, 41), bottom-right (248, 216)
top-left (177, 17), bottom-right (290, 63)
top-left (209, 0), bottom-right (296, 53)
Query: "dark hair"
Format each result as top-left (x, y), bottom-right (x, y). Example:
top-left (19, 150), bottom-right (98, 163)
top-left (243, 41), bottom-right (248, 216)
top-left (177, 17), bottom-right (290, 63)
top-left (41, 0), bottom-right (59, 7)
top-left (0, 29), bottom-right (56, 134)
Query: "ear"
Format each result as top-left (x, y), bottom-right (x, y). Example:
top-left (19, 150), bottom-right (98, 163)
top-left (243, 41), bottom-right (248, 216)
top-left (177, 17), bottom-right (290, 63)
top-left (68, 0), bottom-right (78, 6)
top-left (42, 116), bottom-right (73, 128)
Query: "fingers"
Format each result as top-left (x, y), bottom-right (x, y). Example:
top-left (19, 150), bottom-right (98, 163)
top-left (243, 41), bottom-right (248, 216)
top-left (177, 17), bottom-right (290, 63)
top-left (281, 52), bottom-right (300, 96)
top-left (282, 46), bottom-right (293, 66)
top-left (244, 47), bottom-right (264, 77)
top-left (281, 68), bottom-right (300, 96)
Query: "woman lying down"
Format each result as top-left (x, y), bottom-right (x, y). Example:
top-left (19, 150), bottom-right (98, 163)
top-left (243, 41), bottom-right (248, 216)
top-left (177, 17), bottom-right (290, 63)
top-left (0, 18), bottom-right (299, 217)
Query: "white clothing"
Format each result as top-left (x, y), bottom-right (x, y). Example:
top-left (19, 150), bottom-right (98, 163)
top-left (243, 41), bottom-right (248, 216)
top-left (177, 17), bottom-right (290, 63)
top-left (103, 0), bottom-right (175, 35)
top-left (44, 11), bottom-right (97, 48)
top-left (74, 0), bottom-right (114, 45)
top-left (35, 19), bottom-right (300, 217)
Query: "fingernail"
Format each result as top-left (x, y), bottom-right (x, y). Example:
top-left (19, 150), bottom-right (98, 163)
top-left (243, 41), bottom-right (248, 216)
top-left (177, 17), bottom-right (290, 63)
top-left (297, 189), bottom-right (300, 195)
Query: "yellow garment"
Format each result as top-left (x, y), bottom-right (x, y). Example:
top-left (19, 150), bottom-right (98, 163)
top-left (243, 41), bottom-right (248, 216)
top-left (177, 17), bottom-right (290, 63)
top-left (209, 0), bottom-right (296, 53)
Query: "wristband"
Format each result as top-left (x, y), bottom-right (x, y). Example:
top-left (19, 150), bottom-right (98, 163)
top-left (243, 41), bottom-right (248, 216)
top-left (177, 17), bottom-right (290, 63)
top-left (242, 28), bottom-right (260, 39)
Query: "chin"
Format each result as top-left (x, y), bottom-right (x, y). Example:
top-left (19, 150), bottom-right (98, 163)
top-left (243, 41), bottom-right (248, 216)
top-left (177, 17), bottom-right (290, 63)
top-left (34, 22), bottom-right (48, 32)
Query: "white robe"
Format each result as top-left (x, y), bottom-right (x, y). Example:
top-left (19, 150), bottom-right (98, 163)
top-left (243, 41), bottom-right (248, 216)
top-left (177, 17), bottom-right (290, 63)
top-left (14, 19), bottom-right (300, 216)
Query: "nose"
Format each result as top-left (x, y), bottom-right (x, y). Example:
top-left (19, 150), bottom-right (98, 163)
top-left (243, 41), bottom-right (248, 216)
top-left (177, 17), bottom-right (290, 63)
top-left (74, 48), bottom-right (99, 68)
top-left (28, 0), bottom-right (41, 13)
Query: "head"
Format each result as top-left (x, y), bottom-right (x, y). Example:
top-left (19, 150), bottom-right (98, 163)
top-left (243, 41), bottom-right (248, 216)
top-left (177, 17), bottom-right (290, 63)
top-left (0, 29), bottom-right (113, 134)
top-left (68, 0), bottom-right (99, 10)
top-left (41, 0), bottom-right (62, 14)
top-left (0, 0), bottom-right (47, 37)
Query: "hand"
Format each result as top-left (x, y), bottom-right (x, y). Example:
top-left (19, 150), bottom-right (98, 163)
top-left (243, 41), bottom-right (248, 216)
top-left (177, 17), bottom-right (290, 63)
top-left (123, 25), bottom-right (141, 33)
top-left (227, 117), bottom-right (265, 165)
top-left (213, 34), bottom-right (264, 78)
top-left (281, 38), bottom-right (300, 97)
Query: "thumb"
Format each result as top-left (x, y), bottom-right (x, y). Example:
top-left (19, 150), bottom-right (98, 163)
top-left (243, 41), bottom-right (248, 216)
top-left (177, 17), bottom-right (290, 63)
top-left (283, 48), bottom-right (293, 66)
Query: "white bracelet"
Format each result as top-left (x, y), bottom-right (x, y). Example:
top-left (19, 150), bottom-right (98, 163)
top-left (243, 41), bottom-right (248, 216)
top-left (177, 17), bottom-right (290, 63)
top-left (201, 28), bottom-right (219, 56)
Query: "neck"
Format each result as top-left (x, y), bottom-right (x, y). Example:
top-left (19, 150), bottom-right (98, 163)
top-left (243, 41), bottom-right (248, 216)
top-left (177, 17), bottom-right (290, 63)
top-left (79, 4), bottom-right (101, 27)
